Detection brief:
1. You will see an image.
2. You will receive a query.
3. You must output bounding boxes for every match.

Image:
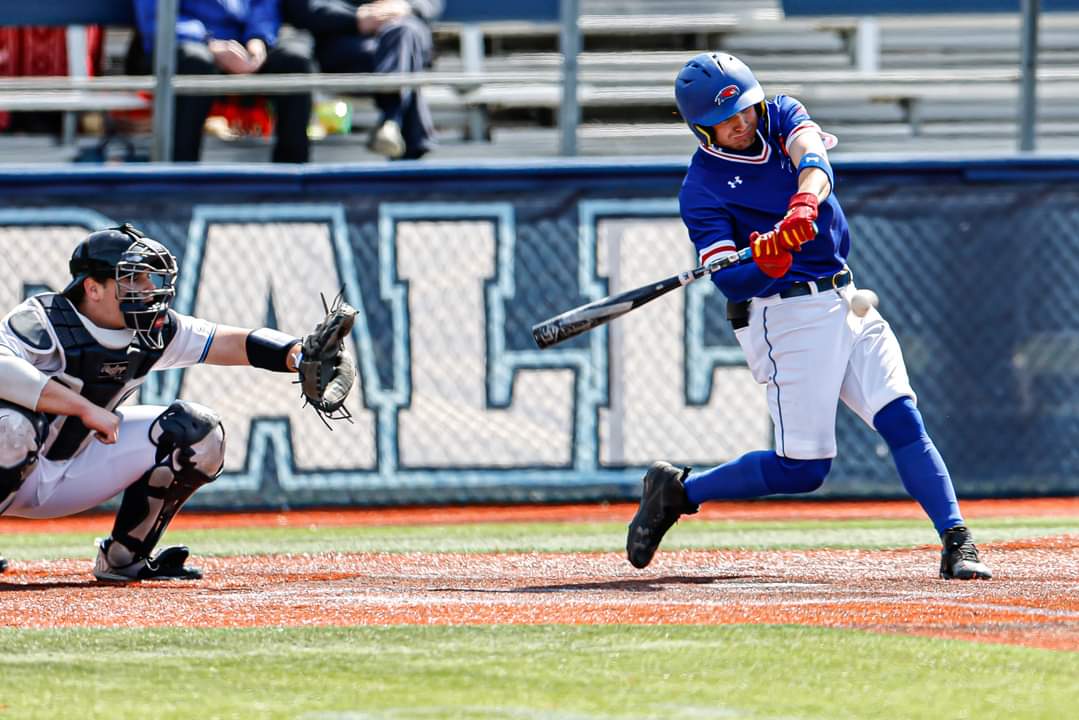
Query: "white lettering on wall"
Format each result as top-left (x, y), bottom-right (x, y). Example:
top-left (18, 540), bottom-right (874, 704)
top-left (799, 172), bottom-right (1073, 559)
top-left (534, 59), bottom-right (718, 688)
top-left (596, 218), bottom-right (769, 465)
top-left (396, 220), bottom-right (574, 466)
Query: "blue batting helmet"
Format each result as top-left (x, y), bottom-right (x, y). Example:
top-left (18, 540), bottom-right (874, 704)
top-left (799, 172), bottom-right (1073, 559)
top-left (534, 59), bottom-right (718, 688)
top-left (675, 52), bottom-right (764, 147)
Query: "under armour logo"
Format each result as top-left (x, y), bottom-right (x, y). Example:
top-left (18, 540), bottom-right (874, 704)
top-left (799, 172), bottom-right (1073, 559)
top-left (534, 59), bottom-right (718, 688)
top-left (728, 176), bottom-right (743, 189)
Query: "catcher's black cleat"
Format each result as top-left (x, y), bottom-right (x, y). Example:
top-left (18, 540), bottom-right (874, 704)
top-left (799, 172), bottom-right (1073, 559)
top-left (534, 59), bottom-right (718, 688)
top-left (93, 539), bottom-right (203, 582)
top-left (0, 556), bottom-right (7, 574)
top-left (626, 461), bottom-right (699, 569)
top-left (939, 526), bottom-right (992, 580)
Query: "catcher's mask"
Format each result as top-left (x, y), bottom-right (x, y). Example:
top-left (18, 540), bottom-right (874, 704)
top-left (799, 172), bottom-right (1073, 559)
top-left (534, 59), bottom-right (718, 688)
top-left (675, 52), bottom-right (765, 149)
top-left (63, 224), bottom-right (178, 349)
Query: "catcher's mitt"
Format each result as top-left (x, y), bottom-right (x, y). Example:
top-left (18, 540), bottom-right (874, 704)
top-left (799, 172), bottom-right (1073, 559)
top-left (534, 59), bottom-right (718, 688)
top-left (298, 292), bottom-right (358, 424)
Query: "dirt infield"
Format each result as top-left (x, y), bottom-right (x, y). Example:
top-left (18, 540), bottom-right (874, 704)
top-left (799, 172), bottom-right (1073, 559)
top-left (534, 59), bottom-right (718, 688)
top-left (0, 499), bottom-right (1075, 651)
top-left (1, 538), bottom-right (1075, 650)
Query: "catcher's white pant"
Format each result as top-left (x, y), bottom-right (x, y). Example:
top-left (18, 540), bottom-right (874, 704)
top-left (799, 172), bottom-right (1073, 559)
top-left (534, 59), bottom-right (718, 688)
top-left (2, 405), bottom-right (168, 519)
top-left (735, 281), bottom-right (915, 460)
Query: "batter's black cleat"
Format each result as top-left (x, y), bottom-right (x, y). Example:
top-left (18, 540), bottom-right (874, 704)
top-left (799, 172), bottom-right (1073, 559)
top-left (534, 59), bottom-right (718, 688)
top-left (626, 461), bottom-right (699, 569)
top-left (939, 526), bottom-right (992, 580)
top-left (93, 538), bottom-right (203, 582)
top-left (0, 556), bottom-right (7, 574)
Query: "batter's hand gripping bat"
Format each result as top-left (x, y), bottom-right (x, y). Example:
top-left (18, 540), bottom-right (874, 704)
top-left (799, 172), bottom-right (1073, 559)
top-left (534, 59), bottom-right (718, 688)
top-left (531, 246), bottom-right (753, 350)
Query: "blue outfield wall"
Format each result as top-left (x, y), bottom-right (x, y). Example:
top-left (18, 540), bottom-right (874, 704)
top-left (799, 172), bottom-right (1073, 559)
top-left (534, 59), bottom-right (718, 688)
top-left (1, 156), bottom-right (1077, 507)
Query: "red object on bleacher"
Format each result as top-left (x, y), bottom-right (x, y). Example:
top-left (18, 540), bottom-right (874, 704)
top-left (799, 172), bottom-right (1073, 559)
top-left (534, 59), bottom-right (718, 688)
top-left (0, 26), bottom-right (104, 131)
top-left (210, 97), bottom-right (275, 138)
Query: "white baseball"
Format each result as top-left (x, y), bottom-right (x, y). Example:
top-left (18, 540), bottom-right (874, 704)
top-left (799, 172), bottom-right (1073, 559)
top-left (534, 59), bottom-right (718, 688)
top-left (849, 289), bottom-right (879, 318)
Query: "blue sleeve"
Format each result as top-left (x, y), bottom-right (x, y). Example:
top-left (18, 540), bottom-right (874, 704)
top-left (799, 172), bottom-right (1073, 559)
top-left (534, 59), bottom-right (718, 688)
top-left (774, 94), bottom-right (835, 157)
top-left (774, 94), bottom-right (814, 138)
top-left (135, 0), bottom-right (209, 53)
top-left (680, 182), bottom-right (734, 260)
top-left (679, 181), bottom-right (778, 302)
top-left (711, 262), bottom-right (779, 303)
top-left (244, 0), bottom-right (281, 45)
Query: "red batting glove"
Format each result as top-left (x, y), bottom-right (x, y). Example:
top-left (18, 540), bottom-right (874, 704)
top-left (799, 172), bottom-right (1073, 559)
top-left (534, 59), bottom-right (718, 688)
top-left (775, 192), bottom-right (819, 251)
top-left (750, 230), bottom-right (793, 279)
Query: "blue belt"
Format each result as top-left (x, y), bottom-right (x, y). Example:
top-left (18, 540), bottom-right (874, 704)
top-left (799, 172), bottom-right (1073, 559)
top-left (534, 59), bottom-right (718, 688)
top-left (778, 268), bottom-right (851, 299)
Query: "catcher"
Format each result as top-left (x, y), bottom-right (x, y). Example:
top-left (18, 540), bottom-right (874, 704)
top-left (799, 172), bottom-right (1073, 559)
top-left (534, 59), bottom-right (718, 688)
top-left (0, 223), bottom-right (355, 581)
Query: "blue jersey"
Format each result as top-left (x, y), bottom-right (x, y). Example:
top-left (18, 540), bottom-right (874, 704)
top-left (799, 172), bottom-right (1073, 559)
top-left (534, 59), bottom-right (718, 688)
top-left (678, 95), bottom-right (850, 302)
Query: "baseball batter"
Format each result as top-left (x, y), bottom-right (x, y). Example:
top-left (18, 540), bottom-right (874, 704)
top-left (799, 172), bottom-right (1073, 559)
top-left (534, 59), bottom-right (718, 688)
top-left (626, 53), bottom-right (991, 580)
top-left (0, 224), bottom-right (355, 581)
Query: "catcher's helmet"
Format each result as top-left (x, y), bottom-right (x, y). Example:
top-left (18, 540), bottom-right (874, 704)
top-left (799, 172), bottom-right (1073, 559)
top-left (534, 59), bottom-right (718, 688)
top-left (675, 52), bottom-right (764, 147)
top-left (63, 224), bottom-right (178, 349)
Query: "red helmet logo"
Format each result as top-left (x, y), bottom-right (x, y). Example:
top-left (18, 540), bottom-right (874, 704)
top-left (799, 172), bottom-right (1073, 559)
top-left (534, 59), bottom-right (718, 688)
top-left (715, 84), bottom-right (740, 105)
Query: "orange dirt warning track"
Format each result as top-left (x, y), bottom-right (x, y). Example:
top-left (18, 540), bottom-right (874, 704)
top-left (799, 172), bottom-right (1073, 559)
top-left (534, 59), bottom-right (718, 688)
top-left (0, 498), bottom-right (1075, 651)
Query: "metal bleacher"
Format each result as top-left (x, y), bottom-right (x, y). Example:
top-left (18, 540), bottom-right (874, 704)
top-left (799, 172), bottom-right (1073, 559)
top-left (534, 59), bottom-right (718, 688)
top-left (2, 0), bottom-right (1079, 162)
top-left (421, 0), bottom-right (1079, 158)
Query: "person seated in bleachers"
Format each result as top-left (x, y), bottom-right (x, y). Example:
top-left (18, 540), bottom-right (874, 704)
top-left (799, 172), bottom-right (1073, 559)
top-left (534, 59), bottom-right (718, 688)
top-left (130, 0), bottom-right (315, 163)
top-left (283, 0), bottom-right (442, 160)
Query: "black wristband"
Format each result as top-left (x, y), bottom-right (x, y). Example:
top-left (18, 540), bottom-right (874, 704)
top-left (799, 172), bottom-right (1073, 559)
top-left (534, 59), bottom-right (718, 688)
top-left (246, 328), bottom-right (300, 372)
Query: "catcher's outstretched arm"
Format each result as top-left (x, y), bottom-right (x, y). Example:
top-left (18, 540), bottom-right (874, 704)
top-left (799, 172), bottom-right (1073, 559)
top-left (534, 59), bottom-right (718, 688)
top-left (205, 324), bottom-right (302, 371)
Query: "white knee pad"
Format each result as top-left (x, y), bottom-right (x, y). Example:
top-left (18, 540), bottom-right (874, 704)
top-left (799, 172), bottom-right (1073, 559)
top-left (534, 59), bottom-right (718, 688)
top-left (0, 403), bottom-right (48, 507)
top-left (0, 403), bottom-right (47, 470)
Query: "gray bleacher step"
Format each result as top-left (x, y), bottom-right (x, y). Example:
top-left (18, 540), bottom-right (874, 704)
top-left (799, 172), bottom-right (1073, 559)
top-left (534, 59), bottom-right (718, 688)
top-left (722, 31), bottom-right (848, 54)
top-left (1, 120), bottom-right (1074, 165)
top-left (879, 26), bottom-right (1079, 52)
top-left (583, 0), bottom-right (779, 15)
top-left (433, 51), bottom-right (850, 74)
top-left (881, 50), bottom-right (1079, 69)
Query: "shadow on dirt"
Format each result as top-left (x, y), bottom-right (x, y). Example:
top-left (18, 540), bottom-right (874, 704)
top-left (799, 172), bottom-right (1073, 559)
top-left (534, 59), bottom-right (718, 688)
top-left (0, 580), bottom-right (99, 591)
top-left (429, 575), bottom-right (751, 594)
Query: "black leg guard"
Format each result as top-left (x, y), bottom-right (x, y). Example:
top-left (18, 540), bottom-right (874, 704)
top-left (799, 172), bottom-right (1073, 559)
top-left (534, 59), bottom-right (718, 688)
top-left (94, 401), bottom-right (225, 582)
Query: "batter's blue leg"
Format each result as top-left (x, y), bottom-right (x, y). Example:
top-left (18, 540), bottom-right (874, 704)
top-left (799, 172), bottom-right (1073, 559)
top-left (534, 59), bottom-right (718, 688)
top-left (684, 451), bottom-right (831, 503)
top-left (873, 397), bottom-right (963, 534)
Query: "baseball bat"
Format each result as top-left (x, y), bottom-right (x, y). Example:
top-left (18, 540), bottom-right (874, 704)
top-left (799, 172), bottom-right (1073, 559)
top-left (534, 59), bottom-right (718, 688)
top-left (531, 246), bottom-right (753, 350)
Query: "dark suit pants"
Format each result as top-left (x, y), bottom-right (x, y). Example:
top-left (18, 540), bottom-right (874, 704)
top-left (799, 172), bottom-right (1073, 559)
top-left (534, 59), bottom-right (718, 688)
top-left (143, 40), bottom-right (314, 163)
top-left (315, 15), bottom-right (436, 158)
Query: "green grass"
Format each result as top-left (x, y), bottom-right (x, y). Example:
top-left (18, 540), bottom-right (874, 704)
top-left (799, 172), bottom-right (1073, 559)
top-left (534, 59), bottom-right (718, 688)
top-left (1, 516), bottom-right (1075, 718)
top-left (0, 625), bottom-right (1074, 720)
top-left (0, 515), bottom-right (1075, 561)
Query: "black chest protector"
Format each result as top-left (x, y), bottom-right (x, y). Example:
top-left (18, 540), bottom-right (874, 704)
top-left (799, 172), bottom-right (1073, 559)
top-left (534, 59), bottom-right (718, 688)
top-left (36, 294), bottom-right (173, 461)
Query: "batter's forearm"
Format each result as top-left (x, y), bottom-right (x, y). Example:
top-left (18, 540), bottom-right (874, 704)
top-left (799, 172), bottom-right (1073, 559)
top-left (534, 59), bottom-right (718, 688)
top-left (788, 131), bottom-right (833, 199)
top-left (797, 167), bottom-right (831, 201)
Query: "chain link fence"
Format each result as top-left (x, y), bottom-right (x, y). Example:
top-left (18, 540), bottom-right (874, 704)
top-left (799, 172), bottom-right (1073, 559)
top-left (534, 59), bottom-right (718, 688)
top-left (0, 161), bottom-right (1075, 506)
